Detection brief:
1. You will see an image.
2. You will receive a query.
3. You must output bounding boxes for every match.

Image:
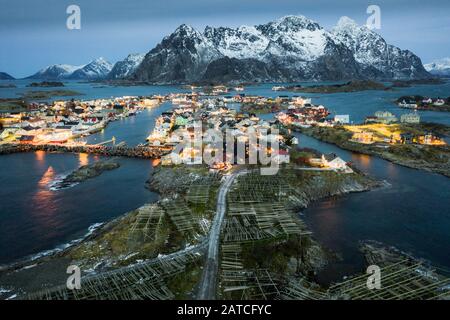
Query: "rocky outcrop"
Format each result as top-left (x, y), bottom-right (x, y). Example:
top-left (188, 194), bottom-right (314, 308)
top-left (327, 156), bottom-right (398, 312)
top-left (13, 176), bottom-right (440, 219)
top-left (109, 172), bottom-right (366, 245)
top-left (58, 161), bottom-right (120, 187)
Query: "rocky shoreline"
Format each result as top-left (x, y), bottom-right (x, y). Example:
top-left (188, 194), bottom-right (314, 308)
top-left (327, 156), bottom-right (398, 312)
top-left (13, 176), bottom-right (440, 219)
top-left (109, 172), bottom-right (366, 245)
top-left (0, 160), bottom-right (382, 299)
top-left (57, 160), bottom-right (120, 188)
top-left (297, 126), bottom-right (450, 178)
top-left (26, 81), bottom-right (65, 88)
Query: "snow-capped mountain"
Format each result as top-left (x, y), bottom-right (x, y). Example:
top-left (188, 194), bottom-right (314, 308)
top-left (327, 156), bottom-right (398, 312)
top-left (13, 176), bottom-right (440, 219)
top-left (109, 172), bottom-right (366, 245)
top-left (0, 72), bottom-right (15, 80)
top-left (68, 57), bottom-right (113, 80)
top-left (107, 53), bottom-right (145, 79)
top-left (27, 64), bottom-right (84, 80)
top-left (205, 15), bottom-right (330, 62)
top-left (332, 17), bottom-right (429, 79)
top-left (131, 15), bottom-right (431, 83)
top-left (424, 58), bottom-right (450, 76)
top-left (203, 15), bottom-right (361, 81)
top-left (131, 24), bottom-right (222, 83)
top-left (28, 58), bottom-right (113, 80)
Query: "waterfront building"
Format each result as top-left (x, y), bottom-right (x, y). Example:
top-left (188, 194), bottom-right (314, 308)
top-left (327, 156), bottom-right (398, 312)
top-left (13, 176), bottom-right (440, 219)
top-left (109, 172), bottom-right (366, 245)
top-left (398, 100), bottom-right (418, 109)
top-left (273, 149), bottom-right (290, 164)
top-left (334, 115), bottom-right (350, 124)
top-left (366, 111), bottom-right (398, 124)
top-left (322, 154), bottom-right (349, 171)
top-left (400, 113), bottom-right (421, 124)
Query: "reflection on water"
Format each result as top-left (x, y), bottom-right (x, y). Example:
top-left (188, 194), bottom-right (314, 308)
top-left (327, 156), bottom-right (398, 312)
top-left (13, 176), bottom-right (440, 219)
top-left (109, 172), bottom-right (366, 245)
top-left (151, 158), bottom-right (161, 167)
top-left (35, 150), bottom-right (45, 162)
top-left (37, 166), bottom-right (55, 187)
top-left (78, 153), bottom-right (89, 167)
top-left (32, 166), bottom-right (58, 230)
top-left (352, 153), bottom-right (371, 169)
top-left (0, 152), bottom-right (157, 264)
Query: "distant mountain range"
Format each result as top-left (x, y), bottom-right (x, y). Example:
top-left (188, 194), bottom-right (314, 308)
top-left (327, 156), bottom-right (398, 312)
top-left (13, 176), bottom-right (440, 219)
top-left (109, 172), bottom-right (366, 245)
top-left (26, 55), bottom-right (144, 81)
top-left (25, 15), bottom-right (433, 83)
top-left (0, 72), bottom-right (15, 80)
top-left (424, 58), bottom-right (450, 77)
top-left (27, 57), bottom-right (113, 80)
top-left (108, 53), bottom-right (145, 79)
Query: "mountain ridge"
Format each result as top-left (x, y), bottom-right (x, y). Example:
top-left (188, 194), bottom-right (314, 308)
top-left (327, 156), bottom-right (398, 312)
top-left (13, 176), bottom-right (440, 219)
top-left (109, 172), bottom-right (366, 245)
top-left (0, 72), bottom-right (15, 80)
top-left (27, 58), bottom-right (112, 80)
top-left (424, 57), bottom-right (450, 77)
top-left (131, 15), bottom-right (431, 83)
top-left (25, 15), bottom-right (432, 83)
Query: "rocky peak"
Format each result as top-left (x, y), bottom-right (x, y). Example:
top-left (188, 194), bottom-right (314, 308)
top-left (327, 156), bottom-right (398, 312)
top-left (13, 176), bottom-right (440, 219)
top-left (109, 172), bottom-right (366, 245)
top-left (257, 15), bottom-right (322, 35)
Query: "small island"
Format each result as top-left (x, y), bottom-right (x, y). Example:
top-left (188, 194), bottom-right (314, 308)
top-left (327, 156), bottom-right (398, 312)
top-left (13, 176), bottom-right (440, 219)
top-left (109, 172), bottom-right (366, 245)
top-left (390, 78), bottom-right (446, 87)
top-left (26, 81), bottom-right (65, 88)
top-left (60, 160), bottom-right (121, 186)
top-left (19, 90), bottom-right (83, 100)
top-left (0, 83), bottom-right (17, 88)
top-left (285, 80), bottom-right (388, 94)
top-left (397, 95), bottom-right (450, 112)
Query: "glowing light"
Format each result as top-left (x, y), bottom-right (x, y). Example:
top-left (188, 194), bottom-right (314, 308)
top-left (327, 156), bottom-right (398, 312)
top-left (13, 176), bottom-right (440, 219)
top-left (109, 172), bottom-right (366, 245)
top-left (35, 150), bottom-right (45, 162)
top-left (79, 153), bottom-right (89, 166)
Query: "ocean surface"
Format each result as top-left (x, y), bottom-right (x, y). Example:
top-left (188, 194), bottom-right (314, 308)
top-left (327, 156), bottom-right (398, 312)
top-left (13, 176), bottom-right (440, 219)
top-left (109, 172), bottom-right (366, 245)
top-left (0, 79), bottom-right (449, 281)
top-left (295, 133), bottom-right (450, 283)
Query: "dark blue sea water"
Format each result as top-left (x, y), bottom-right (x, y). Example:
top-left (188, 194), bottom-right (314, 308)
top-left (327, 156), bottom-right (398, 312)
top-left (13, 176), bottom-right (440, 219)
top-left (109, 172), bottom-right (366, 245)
top-left (295, 133), bottom-right (450, 283)
top-left (0, 152), bottom-right (158, 264)
top-left (0, 79), bottom-right (449, 278)
top-left (0, 79), bottom-right (184, 101)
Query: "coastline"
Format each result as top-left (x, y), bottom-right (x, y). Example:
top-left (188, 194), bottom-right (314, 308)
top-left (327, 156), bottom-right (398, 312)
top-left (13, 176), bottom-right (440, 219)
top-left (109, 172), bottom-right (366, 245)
top-left (295, 126), bottom-right (450, 178)
top-left (0, 160), bottom-right (381, 299)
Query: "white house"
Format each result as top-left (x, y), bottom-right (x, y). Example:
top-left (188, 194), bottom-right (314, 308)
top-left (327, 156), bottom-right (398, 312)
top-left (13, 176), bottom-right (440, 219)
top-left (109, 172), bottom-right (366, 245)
top-left (273, 149), bottom-right (290, 164)
top-left (321, 154), bottom-right (353, 172)
top-left (334, 115), bottom-right (350, 124)
top-left (400, 113), bottom-right (420, 124)
top-left (398, 100), bottom-right (418, 109)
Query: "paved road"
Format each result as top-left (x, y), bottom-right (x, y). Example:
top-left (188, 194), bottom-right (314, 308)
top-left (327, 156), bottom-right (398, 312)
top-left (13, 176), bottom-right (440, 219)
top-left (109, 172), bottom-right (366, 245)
top-left (197, 170), bottom-right (244, 300)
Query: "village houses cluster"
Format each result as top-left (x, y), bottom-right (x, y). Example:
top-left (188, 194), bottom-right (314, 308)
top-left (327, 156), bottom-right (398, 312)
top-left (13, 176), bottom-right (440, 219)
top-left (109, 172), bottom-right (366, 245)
top-left (0, 96), bottom-right (162, 145)
top-left (147, 92), bottom-right (291, 171)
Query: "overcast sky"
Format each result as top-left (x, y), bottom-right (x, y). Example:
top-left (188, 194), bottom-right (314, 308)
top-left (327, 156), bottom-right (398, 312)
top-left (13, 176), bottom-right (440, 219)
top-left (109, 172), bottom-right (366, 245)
top-left (1, 0), bottom-right (449, 77)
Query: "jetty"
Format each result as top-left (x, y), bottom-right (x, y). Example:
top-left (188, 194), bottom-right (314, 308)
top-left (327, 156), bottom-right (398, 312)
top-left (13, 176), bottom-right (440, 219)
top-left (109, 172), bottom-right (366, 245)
top-left (0, 143), bottom-right (172, 159)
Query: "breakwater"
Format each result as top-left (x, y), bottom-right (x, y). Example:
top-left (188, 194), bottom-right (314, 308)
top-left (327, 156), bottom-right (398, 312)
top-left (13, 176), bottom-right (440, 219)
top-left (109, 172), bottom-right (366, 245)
top-left (0, 143), bottom-right (171, 159)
